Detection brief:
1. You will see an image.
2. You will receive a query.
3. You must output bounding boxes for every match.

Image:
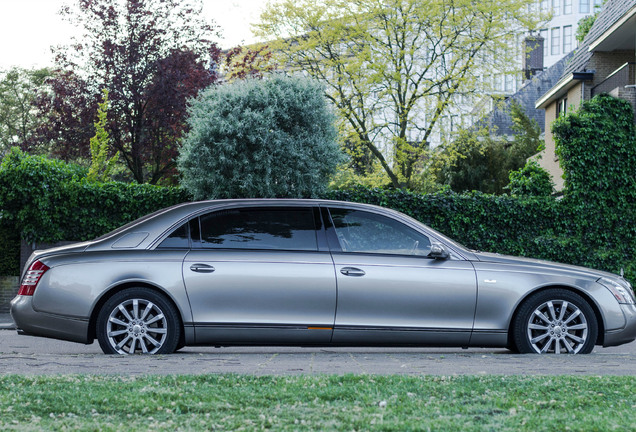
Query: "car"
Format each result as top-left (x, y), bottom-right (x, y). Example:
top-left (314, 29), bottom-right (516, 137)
top-left (10, 199), bottom-right (636, 355)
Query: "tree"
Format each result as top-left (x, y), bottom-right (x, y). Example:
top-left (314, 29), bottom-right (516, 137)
top-left (87, 89), bottom-right (119, 182)
top-left (34, 0), bottom-right (221, 184)
top-left (0, 68), bottom-right (51, 154)
top-left (223, 45), bottom-right (276, 81)
top-left (576, 1), bottom-right (605, 43)
top-left (178, 76), bottom-right (343, 199)
top-left (434, 101), bottom-right (543, 194)
top-left (256, 0), bottom-right (542, 189)
top-left (29, 70), bottom-right (98, 161)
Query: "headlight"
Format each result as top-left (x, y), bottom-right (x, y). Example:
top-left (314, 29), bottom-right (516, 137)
top-left (599, 278), bottom-right (636, 305)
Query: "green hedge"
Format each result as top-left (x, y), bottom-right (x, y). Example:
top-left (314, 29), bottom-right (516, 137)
top-left (0, 224), bottom-right (19, 275)
top-left (2, 141), bottom-right (635, 283)
top-left (0, 148), bottom-right (189, 274)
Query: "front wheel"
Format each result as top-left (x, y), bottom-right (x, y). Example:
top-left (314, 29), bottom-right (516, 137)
top-left (96, 288), bottom-right (181, 355)
top-left (513, 289), bottom-right (598, 354)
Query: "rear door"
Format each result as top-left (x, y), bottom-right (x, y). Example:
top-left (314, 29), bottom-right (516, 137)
top-left (181, 205), bottom-right (337, 344)
top-left (326, 207), bottom-right (477, 346)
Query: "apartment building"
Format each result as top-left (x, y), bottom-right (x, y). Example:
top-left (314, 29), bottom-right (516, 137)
top-left (539, 0), bottom-right (604, 68)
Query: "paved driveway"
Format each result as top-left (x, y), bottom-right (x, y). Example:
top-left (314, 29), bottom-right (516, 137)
top-left (1, 330), bottom-right (635, 375)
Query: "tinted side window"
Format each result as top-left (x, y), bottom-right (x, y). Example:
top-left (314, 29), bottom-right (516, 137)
top-left (329, 208), bottom-right (431, 256)
top-left (198, 207), bottom-right (318, 251)
top-left (157, 222), bottom-right (189, 249)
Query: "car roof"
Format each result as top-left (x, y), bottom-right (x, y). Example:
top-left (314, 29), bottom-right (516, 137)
top-left (87, 198), bottom-right (400, 251)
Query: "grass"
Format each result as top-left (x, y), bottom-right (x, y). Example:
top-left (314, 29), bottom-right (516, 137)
top-left (0, 374), bottom-right (634, 431)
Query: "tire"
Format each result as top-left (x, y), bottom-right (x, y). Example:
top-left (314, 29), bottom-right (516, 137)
top-left (97, 287), bottom-right (181, 355)
top-left (513, 289), bottom-right (598, 354)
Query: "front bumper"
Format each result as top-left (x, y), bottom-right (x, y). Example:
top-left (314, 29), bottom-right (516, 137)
top-left (10, 295), bottom-right (91, 344)
top-left (604, 303), bottom-right (636, 347)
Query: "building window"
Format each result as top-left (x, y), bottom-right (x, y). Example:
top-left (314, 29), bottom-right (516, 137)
top-left (563, 26), bottom-right (573, 53)
top-left (552, 0), bottom-right (560, 15)
top-left (540, 29), bottom-right (549, 57)
top-left (557, 97), bottom-right (568, 117)
top-left (564, 0), bottom-right (572, 14)
top-left (493, 73), bottom-right (503, 92)
top-left (551, 28), bottom-right (561, 56)
top-left (541, 0), bottom-right (549, 14)
top-left (593, 0), bottom-right (602, 6)
top-left (505, 74), bottom-right (515, 93)
top-left (579, 0), bottom-right (590, 13)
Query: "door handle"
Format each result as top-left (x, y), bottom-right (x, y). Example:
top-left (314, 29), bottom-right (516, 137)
top-left (190, 263), bottom-right (215, 273)
top-left (340, 267), bottom-right (365, 277)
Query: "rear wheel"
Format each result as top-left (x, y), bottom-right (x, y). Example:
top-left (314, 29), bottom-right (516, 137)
top-left (97, 288), bottom-right (181, 355)
top-left (513, 289), bottom-right (598, 354)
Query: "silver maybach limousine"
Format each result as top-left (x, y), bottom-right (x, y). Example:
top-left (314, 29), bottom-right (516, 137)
top-left (11, 199), bottom-right (636, 355)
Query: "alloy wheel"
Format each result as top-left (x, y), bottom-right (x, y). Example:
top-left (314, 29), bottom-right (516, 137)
top-left (106, 298), bottom-right (168, 354)
top-left (526, 299), bottom-right (588, 354)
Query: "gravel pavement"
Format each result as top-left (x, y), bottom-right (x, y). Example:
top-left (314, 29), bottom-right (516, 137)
top-left (1, 322), bottom-right (635, 376)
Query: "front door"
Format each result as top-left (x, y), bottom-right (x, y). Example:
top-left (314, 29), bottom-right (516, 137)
top-left (326, 207), bottom-right (477, 346)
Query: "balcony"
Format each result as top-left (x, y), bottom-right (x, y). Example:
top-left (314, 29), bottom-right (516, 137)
top-left (591, 63), bottom-right (636, 120)
top-left (591, 62), bottom-right (635, 97)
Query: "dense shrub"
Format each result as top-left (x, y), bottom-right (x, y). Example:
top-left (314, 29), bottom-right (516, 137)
top-left (178, 76), bottom-right (342, 199)
top-left (506, 160), bottom-right (554, 196)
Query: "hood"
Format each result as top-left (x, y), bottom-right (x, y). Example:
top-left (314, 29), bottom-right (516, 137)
top-left (473, 251), bottom-right (620, 281)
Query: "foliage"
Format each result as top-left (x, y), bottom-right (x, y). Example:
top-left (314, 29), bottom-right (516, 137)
top-left (434, 129), bottom-right (511, 194)
top-left (329, 162), bottom-right (393, 190)
top-left (86, 90), bottom-right (119, 182)
top-left (178, 76), bottom-right (343, 199)
top-left (0, 224), bottom-right (19, 276)
top-left (553, 94), bottom-right (636, 203)
top-left (552, 94), bottom-right (636, 276)
top-left (509, 101), bottom-right (544, 153)
top-left (223, 45), bottom-right (276, 81)
top-left (507, 160), bottom-right (554, 196)
top-left (433, 102), bottom-right (543, 194)
top-left (256, 0), bottom-right (545, 189)
top-left (0, 68), bottom-right (51, 153)
top-left (31, 0), bottom-right (221, 184)
top-left (29, 70), bottom-right (99, 161)
top-left (575, 14), bottom-right (596, 43)
top-left (0, 148), bottom-right (188, 249)
top-left (1, 375), bottom-right (635, 431)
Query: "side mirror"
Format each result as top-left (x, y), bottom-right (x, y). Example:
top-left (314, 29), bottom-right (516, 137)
top-left (429, 242), bottom-right (449, 260)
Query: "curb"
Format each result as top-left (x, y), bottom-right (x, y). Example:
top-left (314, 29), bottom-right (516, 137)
top-left (0, 323), bottom-right (16, 330)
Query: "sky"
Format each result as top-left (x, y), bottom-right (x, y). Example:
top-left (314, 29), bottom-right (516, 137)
top-left (0, 0), bottom-right (269, 69)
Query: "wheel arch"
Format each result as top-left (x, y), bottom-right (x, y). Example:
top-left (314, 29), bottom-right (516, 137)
top-left (507, 285), bottom-right (606, 349)
top-left (88, 281), bottom-right (186, 348)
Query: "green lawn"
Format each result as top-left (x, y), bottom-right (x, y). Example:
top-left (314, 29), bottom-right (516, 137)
top-left (0, 375), bottom-right (634, 431)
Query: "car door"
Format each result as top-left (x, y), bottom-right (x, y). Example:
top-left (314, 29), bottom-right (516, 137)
top-left (181, 205), bottom-right (337, 344)
top-left (326, 206), bottom-right (478, 346)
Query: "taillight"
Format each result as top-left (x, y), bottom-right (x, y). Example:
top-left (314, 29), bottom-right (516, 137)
top-left (18, 260), bottom-right (50, 296)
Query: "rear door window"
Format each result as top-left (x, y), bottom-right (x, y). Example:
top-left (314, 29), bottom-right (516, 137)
top-left (196, 207), bottom-right (318, 251)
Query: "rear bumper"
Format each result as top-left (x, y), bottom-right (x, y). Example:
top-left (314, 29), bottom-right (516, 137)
top-left (604, 304), bottom-right (636, 347)
top-left (10, 295), bottom-right (91, 344)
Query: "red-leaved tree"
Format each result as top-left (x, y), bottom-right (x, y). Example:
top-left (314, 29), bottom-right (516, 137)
top-left (33, 0), bottom-right (221, 184)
